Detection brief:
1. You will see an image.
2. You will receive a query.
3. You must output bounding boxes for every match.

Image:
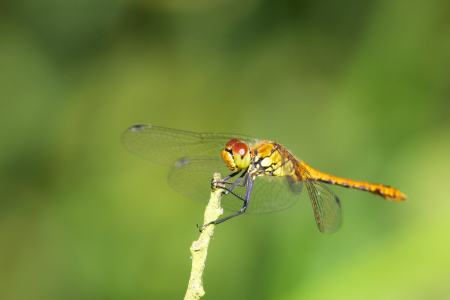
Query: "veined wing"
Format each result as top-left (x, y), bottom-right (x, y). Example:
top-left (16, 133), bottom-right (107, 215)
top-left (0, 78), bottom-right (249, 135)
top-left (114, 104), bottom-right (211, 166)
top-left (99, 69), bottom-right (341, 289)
top-left (299, 161), bottom-right (342, 233)
top-left (167, 156), bottom-right (245, 211)
top-left (243, 142), bottom-right (303, 214)
top-left (305, 181), bottom-right (341, 233)
top-left (245, 175), bottom-right (302, 214)
top-left (122, 125), bottom-right (255, 169)
top-left (286, 151), bottom-right (342, 233)
top-left (167, 156), bottom-right (302, 214)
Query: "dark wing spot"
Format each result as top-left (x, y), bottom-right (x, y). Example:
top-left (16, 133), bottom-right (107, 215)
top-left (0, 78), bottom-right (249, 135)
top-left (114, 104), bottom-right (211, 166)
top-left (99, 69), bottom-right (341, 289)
top-left (130, 125), bottom-right (148, 131)
top-left (175, 158), bottom-right (190, 168)
top-left (334, 195), bottom-right (341, 206)
top-left (340, 182), bottom-right (349, 187)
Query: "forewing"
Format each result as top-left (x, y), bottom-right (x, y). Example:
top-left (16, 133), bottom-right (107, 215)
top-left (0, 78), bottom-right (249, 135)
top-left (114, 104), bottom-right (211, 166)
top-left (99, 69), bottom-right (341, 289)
top-left (305, 181), bottom-right (342, 233)
top-left (122, 125), bottom-right (255, 168)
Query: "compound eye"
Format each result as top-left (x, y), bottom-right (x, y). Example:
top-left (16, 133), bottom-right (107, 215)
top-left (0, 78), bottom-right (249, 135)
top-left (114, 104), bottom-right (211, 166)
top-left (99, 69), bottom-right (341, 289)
top-left (232, 142), bottom-right (248, 157)
top-left (226, 139), bottom-right (240, 148)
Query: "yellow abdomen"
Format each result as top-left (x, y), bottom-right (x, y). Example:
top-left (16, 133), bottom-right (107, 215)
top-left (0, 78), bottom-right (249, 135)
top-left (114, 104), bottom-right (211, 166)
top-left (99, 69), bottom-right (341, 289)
top-left (300, 162), bottom-right (407, 201)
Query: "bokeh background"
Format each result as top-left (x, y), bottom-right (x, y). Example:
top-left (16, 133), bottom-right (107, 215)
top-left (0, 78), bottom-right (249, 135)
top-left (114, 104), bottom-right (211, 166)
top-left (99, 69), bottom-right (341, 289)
top-left (1, 0), bottom-right (450, 299)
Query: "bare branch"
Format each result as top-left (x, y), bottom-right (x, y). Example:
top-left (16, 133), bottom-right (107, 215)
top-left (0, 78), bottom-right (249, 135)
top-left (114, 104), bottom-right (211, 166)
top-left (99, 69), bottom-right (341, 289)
top-left (184, 173), bottom-right (224, 300)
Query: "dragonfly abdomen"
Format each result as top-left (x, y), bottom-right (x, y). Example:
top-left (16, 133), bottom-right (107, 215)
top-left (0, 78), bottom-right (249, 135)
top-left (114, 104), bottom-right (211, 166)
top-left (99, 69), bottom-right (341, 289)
top-left (300, 162), bottom-right (407, 201)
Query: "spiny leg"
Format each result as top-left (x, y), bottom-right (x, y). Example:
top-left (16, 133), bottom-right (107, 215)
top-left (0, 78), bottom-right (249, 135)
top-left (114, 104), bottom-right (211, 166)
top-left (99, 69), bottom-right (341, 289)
top-left (211, 170), bottom-right (248, 200)
top-left (210, 171), bottom-right (240, 190)
top-left (228, 172), bottom-right (249, 192)
top-left (198, 177), bottom-right (254, 231)
top-left (216, 171), bottom-right (250, 202)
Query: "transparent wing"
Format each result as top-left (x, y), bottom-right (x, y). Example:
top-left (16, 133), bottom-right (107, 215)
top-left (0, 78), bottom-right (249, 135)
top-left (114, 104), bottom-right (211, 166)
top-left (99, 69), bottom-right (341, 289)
top-left (280, 150), bottom-right (342, 233)
top-left (122, 125), bottom-right (255, 168)
top-left (167, 157), bottom-right (302, 214)
top-left (243, 176), bottom-right (302, 214)
top-left (244, 144), bottom-right (303, 214)
top-left (305, 181), bottom-right (342, 233)
top-left (167, 157), bottom-right (247, 212)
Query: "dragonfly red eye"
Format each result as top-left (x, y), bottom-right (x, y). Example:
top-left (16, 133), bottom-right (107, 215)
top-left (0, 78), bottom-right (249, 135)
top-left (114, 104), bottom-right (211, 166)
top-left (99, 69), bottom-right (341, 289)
top-left (226, 139), bottom-right (240, 148)
top-left (232, 142), bottom-right (248, 157)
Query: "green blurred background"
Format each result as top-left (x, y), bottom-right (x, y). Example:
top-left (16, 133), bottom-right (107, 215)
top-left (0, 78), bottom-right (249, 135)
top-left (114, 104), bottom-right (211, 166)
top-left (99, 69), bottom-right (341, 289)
top-left (1, 0), bottom-right (450, 299)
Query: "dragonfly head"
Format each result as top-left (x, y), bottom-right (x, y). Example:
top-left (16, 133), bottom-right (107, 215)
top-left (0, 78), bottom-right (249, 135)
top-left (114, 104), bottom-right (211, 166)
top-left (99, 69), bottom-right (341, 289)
top-left (221, 139), bottom-right (251, 171)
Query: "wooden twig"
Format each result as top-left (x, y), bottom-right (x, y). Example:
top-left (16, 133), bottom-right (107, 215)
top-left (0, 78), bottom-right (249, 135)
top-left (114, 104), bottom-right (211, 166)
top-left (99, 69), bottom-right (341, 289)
top-left (184, 173), bottom-right (224, 300)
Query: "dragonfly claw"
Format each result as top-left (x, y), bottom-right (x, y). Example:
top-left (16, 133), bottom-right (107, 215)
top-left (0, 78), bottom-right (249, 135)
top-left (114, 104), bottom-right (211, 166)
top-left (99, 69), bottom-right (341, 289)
top-left (211, 179), bottom-right (227, 191)
top-left (196, 223), bottom-right (203, 233)
top-left (197, 221), bottom-right (216, 232)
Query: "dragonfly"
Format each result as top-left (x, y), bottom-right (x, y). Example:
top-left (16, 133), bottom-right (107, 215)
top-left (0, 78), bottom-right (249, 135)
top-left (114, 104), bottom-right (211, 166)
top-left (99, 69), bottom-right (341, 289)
top-left (122, 125), bottom-right (407, 233)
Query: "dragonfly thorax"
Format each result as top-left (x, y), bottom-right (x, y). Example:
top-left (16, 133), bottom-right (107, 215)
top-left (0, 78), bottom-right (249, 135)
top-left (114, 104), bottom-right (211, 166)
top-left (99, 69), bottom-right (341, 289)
top-left (221, 139), bottom-right (251, 172)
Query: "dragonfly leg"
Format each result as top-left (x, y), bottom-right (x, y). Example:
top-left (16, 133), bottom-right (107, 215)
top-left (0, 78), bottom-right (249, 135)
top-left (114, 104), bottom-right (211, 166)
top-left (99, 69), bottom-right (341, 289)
top-left (228, 172), bottom-right (249, 191)
top-left (211, 170), bottom-right (248, 198)
top-left (211, 171), bottom-right (240, 191)
top-left (212, 170), bottom-right (248, 192)
top-left (198, 178), bottom-right (254, 231)
top-left (222, 172), bottom-right (251, 202)
top-left (217, 186), bottom-right (246, 201)
top-left (197, 199), bottom-right (249, 231)
top-left (221, 171), bottom-right (241, 182)
top-left (217, 172), bottom-right (250, 202)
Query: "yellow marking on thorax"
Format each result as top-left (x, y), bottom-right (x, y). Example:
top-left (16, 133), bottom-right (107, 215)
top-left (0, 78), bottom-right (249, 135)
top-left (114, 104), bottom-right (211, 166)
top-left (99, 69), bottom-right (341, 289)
top-left (251, 142), bottom-right (296, 177)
